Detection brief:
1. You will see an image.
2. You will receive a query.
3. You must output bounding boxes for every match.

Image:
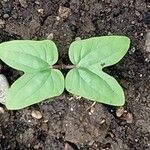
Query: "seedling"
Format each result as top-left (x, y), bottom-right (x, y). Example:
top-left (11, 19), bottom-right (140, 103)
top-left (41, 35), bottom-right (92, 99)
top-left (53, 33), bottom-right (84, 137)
top-left (0, 36), bottom-right (130, 110)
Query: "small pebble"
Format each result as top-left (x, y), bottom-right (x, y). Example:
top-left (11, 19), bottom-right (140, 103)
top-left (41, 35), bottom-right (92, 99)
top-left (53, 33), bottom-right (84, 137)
top-left (56, 16), bottom-right (61, 21)
top-left (131, 21), bottom-right (135, 24)
top-left (37, 9), bottom-right (44, 14)
top-left (75, 96), bottom-right (82, 99)
top-left (19, 0), bottom-right (28, 8)
top-left (0, 19), bottom-right (5, 28)
top-left (135, 11), bottom-right (140, 16)
top-left (31, 110), bottom-right (42, 119)
top-left (34, 144), bottom-right (40, 149)
top-left (135, 139), bottom-right (138, 142)
top-left (3, 14), bottom-right (9, 19)
top-left (145, 58), bottom-right (150, 62)
top-left (129, 47), bottom-right (136, 54)
top-left (140, 33), bottom-right (143, 36)
top-left (0, 107), bottom-right (4, 114)
top-left (35, 1), bottom-right (40, 5)
top-left (90, 107), bottom-right (95, 113)
top-left (116, 107), bottom-right (124, 117)
top-left (43, 119), bottom-right (48, 123)
top-left (47, 33), bottom-right (54, 40)
top-left (126, 113), bottom-right (133, 124)
top-left (88, 140), bottom-right (94, 146)
top-left (75, 37), bottom-right (81, 41)
top-left (88, 112), bottom-right (92, 115)
top-left (100, 118), bottom-right (106, 125)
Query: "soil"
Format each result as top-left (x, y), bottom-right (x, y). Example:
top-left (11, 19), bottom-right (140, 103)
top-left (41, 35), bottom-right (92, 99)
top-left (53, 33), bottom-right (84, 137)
top-left (0, 0), bottom-right (150, 150)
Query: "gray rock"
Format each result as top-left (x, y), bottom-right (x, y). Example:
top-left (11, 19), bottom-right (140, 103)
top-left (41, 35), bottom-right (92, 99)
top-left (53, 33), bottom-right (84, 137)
top-left (3, 13), bottom-right (9, 19)
top-left (0, 74), bottom-right (9, 104)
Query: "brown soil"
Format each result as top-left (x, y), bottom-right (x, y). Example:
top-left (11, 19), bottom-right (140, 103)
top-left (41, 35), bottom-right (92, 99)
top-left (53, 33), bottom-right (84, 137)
top-left (0, 0), bottom-right (150, 150)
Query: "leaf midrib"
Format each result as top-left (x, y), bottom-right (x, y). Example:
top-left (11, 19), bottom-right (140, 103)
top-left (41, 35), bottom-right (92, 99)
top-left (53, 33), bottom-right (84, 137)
top-left (20, 71), bottom-right (51, 102)
top-left (2, 57), bottom-right (49, 72)
top-left (77, 67), bottom-right (117, 96)
top-left (3, 50), bottom-right (51, 65)
top-left (78, 48), bottom-right (124, 68)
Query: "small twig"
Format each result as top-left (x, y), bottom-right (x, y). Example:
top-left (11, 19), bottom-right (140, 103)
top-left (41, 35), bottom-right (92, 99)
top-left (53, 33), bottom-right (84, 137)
top-left (86, 101), bottom-right (96, 111)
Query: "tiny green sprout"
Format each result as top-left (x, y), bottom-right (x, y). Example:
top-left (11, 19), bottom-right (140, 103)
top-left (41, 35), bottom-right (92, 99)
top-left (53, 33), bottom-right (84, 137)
top-left (0, 36), bottom-right (130, 110)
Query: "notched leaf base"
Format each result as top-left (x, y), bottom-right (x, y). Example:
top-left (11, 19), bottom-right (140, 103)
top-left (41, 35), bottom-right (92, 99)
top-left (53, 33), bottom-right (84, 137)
top-left (66, 36), bottom-right (130, 106)
top-left (0, 40), bottom-right (64, 110)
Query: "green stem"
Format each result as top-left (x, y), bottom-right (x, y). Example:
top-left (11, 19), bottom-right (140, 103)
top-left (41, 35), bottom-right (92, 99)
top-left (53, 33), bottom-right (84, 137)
top-left (52, 64), bottom-right (76, 69)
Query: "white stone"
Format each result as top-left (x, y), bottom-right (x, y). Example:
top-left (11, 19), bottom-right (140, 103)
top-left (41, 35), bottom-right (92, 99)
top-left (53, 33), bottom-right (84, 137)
top-left (0, 74), bottom-right (9, 104)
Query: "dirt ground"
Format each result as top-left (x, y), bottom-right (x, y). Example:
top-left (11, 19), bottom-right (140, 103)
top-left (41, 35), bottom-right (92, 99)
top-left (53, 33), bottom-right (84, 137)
top-left (0, 0), bottom-right (150, 150)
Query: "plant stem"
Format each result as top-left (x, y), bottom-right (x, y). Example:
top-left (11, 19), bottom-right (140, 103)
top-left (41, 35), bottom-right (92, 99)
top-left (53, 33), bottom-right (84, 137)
top-left (52, 64), bottom-right (76, 69)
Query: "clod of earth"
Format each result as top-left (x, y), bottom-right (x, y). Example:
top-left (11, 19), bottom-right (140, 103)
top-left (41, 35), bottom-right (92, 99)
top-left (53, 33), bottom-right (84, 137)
top-left (58, 6), bottom-right (72, 19)
top-left (63, 100), bottom-right (111, 147)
